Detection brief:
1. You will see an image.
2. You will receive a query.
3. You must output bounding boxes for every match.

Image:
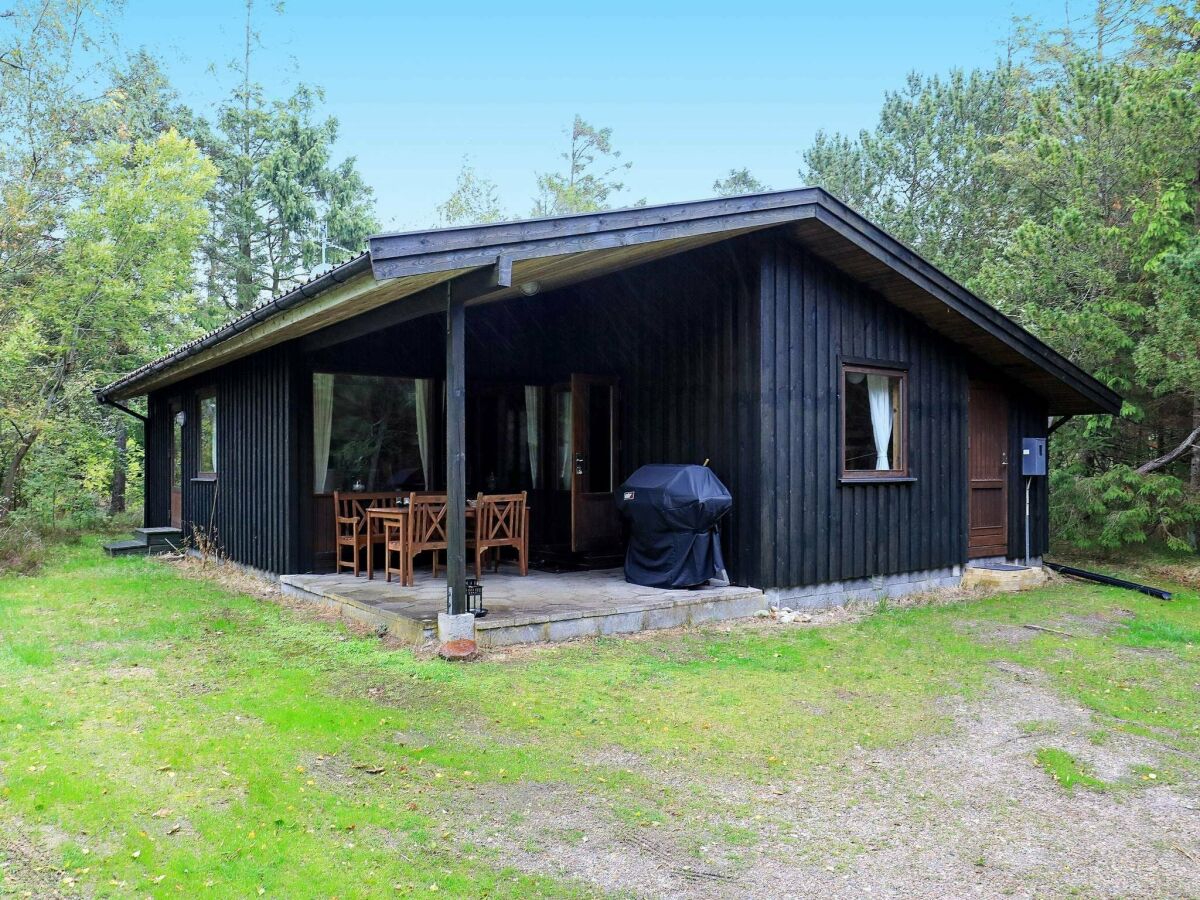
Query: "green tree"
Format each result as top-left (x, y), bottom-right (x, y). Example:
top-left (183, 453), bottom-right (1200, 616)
top-left (532, 115), bottom-right (636, 216)
top-left (95, 49), bottom-right (204, 513)
top-left (802, 68), bottom-right (1024, 282)
top-left (0, 0), bottom-right (113, 300)
top-left (437, 158), bottom-right (507, 226)
top-left (0, 131), bottom-right (216, 522)
top-left (712, 168), bottom-right (769, 197)
top-left (1, 0), bottom-right (118, 524)
top-left (199, 0), bottom-right (378, 312)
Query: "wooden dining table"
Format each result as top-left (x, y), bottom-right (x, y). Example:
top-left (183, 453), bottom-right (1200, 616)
top-left (364, 504), bottom-right (476, 580)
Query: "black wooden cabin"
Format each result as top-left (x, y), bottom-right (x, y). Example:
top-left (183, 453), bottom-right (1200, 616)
top-left (98, 189), bottom-right (1120, 603)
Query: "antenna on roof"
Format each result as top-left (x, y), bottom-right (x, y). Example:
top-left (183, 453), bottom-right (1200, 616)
top-left (310, 221), bottom-right (353, 279)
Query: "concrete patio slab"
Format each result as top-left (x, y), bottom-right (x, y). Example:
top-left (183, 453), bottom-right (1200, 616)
top-left (279, 567), bottom-right (765, 647)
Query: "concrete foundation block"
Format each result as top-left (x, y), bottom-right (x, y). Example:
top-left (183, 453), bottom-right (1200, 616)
top-left (545, 616), bottom-right (603, 643)
top-left (962, 565), bottom-right (1049, 593)
top-left (437, 612), bottom-right (476, 643)
top-left (598, 611), bottom-right (648, 636)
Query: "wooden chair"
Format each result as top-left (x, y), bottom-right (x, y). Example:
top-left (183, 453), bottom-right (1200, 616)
top-left (405, 493), bottom-right (449, 585)
top-left (473, 492), bottom-right (529, 579)
top-left (333, 491), bottom-right (399, 576)
top-left (383, 518), bottom-right (408, 584)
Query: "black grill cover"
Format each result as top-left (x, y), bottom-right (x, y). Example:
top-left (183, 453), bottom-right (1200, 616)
top-left (615, 464), bottom-right (732, 589)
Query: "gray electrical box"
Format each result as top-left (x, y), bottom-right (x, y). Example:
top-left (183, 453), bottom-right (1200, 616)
top-left (1021, 437), bottom-right (1047, 476)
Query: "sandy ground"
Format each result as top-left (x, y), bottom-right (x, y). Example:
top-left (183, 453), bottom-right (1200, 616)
top-left (452, 667), bottom-right (1200, 898)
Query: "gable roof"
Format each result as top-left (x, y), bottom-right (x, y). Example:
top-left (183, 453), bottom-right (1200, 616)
top-left (97, 188), bottom-right (1121, 415)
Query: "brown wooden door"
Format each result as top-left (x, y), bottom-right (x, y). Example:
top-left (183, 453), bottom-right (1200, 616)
top-left (968, 381), bottom-right (1008, 558)
top-left (569, 374), bottom-right (621, 553)
top-left (170, 405), bottom-right (183, 529)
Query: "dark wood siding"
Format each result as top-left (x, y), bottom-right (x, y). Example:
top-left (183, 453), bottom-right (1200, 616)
top-left (757, 235), bottom-right (969, 586)
top-left (1008, 394), bottom-right (1049, 559)
top-left (143, 394), bottom-right (173, 528)
top-left (148, 346), bottom-right (303, 574)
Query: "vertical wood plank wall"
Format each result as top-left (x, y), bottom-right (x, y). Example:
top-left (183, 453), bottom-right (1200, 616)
top-left (1008, 394), bottom-right (1049, 558)
top-left (146, 346), bottom-right (302, 574)
top-left (757, 235), bottom-right (970, 586)
top-left (143, 394), bottom-right (173, 528)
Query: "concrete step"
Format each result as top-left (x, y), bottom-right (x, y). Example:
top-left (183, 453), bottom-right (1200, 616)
top-left (134, 527), bottom-right (182, 548)
top-left (104, 539), bottom-right (152, 557)
top-left (105, 528), bottom-right (183, 556)
top-left (962, 564), bottom-right (1048, 593)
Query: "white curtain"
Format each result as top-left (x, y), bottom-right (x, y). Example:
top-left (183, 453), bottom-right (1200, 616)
top-left (866, 374), bottom-right (893, 470)
top-left (524, 385), bottom-right (543, 488)
top-left (556, 391), bottom-right (573, 490)
top-left (312, 373), bottom-right (334, 492)
top-left (415, 378), bottom-right (436, 489)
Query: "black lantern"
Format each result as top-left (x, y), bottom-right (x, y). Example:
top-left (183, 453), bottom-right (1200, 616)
top-left (446, 579), bottom-right (487, 618)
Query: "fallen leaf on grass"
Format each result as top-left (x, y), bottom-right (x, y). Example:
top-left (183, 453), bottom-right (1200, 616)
top-left (352, 764), bottom-right (386, 775)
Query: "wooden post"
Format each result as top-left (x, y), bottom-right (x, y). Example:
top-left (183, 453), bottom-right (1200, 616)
top-left (445, 283), bottom-right (467, 615)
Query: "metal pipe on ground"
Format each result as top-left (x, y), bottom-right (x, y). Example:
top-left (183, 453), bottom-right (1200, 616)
top-left (1044, 562), bottom-right (1172, 600)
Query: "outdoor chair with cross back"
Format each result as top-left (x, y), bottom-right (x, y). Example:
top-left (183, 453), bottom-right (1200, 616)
top-left (473, 491), bottom-right (529, 579)
top-left (404, 493), bottom-right (450, 586)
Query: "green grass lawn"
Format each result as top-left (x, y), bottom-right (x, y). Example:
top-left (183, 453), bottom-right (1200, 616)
top-left (1, 539), bottom-right (1197, 897)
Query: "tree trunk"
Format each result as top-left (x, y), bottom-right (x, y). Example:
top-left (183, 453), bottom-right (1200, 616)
top-left (1191, 394), bottom-right (1200, 490)
top-left (110, 422), bottom-right (127, 514)
top-left (0, 430), bottom-right (38, 523)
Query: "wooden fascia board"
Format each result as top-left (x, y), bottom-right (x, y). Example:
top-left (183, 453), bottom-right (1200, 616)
top-left (109, 271), bottom-right (386, 399)
top-left (807, 204), bottom-right (1121, 415)
top-left (370, 189), bottom-right (824, 261)
top-left (369, 203), bottom-right (819, 281)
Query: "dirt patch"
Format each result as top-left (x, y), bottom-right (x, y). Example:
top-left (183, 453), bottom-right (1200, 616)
top-left (0, 820), bottom-right (74, 899)
top-left (963, 621), bottom-right (1040, 644)
top-left (454, 781), bottom-right (739, 897)
top-left (1055, 610), bottom-right (1134, 638)
top-left (104, 663), bottom-right (157, 681)
top-left (440, 671), bottom-right (1200, 898)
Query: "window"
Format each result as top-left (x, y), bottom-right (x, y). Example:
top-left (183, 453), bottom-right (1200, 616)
top-left (842, 364), bottom-right (906, 478)
top-left (198, 390), bottom-right (218, 476)
top-left (314, 373), bottom-right (430, 493)
top-left (172, 408), bottom-right (184, 484)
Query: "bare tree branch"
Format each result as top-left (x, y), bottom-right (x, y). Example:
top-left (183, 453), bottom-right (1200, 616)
top-left (1136, 425), bottom-right (1200, 475)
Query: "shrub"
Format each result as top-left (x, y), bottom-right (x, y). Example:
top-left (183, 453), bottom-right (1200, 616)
top-left (0, 519), bottom-right (46, 576)
top-left (1050, 464), bottom-right (1200, 554)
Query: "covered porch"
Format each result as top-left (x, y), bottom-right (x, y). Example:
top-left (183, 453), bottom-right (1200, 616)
top-left (279, 567), bottom-right (764, 647)
top-left (297, 234), bottom-right (761, 603)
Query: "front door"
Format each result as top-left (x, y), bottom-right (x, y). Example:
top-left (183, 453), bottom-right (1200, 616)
top-left (170, 404), bottom-right (183, 529)
top-left (968, 381), bottom-right (1008, 558)
top-left (554, 374), bottom-right (621, 553)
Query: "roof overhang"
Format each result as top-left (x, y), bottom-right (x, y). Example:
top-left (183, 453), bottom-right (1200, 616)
top-left (97, 188), bottom-right (1120, 415)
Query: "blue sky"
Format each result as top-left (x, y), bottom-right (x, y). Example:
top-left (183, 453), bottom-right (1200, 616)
top-left (119, 0), bottom-right (1073, 231)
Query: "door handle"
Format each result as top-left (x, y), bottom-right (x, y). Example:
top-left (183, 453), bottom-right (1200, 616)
top-left (575, 453), bottom-right (585, 476)
top-left (1001, 452), bottom-right (1008, 467)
